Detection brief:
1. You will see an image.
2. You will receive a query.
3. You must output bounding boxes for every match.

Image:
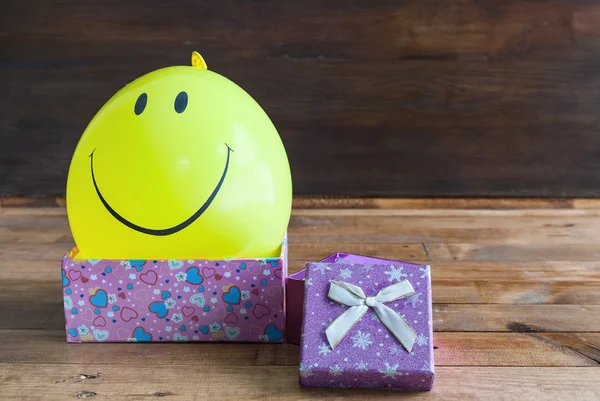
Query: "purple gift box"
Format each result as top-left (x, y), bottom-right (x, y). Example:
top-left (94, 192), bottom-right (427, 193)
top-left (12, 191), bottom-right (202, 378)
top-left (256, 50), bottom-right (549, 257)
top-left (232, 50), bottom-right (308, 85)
top-left (286, 253), bottom-right (340, 345)
top-left (298, 254), bottom-right (434, 390)
top-left (61, 238), bottom-right (287, 343)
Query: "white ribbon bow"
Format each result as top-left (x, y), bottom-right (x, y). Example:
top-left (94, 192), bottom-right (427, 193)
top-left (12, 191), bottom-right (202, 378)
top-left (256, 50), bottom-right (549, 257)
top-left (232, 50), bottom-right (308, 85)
top-left (325, 280), bottom-right (417, 352)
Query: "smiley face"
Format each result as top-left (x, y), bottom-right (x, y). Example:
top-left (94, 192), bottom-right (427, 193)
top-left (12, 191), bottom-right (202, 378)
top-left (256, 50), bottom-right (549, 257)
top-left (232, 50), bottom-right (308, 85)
top-left (66, 52), bottom-right (292, 259)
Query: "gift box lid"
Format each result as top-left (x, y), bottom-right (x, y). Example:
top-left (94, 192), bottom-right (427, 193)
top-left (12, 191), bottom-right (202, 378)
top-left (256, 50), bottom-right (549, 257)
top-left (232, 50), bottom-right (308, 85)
top-left (299, 260), bottom-right (434, 390)
top-left (286, 252), bottom-right (428, 344)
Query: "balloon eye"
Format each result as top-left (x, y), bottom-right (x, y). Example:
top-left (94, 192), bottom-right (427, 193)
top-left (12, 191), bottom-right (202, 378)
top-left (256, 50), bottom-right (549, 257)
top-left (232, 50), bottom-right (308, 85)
top-left (174, 91), bottom-right (188, 114)
top-left (134, 93), bottom-right (147, 115)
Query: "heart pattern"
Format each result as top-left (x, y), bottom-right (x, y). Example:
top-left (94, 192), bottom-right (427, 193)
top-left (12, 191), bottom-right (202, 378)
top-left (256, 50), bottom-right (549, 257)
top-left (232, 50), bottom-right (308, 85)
top-left (61, 251), bottom-right (285, 343)
top-left (222, 286), bottom-right (241, 305)
top-left (61, 270), bottom-right (70, 287)
top-left (93, 329), bottom-right (109, 342)
top-left (93, 316), bottom-right (106, 327)
top-left (89, 289), bottom-right (108, 308)
top-left (133, 327), bottom-right (152, 342)
top-left (149, 302), bottom-right (168, 319)
top-left (68, 270), bottom-right (82, 281)
top-left (182, 306), bottom-right (195, 317)
top-left (202, 266), bottom-right (216, 278)
top-left (120, 307), bottom-right (138, 322)
top-left (253, 304), bottom-right (271, 319)
top-left (134, 290), bottom-right (148, 302)
top-left (189, 294), bottom-right (205, 307)
top-left (265, 324), bottom-right (283, 342)
top-left (168, 260), bottom-right (184, 270)
top-left (129, 260), bottom-right (145, 272)
top-left (225, 326), bottom-right (241, 339)
top-left (213, 306), bottom-right (227, 319)
top-left (140, 270), bottom-right (158, 285)
top-left (185, 267), bottom-right (204, 285)
top-left (225, 313), bottom-right (239, 324)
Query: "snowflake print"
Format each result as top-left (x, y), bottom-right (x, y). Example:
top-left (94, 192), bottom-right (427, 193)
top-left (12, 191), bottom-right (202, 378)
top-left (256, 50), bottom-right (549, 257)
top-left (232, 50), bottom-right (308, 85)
top-left (305, 278), bottom-right (313, 287)
top-left (182, 286), bottom-right (190, 293)
top-left (384, 265), bottom-right (406, 282)
top-left (404, 292), bottom-right (423, 308)
top-left (128, 273), bottom-right (136, 280)
top-left (329, 365), bottom-right (343, 376)
top-left (379, 362), bottom-right (402, 379)
top-left (356, 361), bottom-right (368, 370)
top-left (415, 333), bottom-right (428, 347)
top-left (90, 274), bottom-right (97, 281)
top-left (175, 272), bottom-right (187, 282)
top-left (318, 343), bottom-right (332, 356)
top-left (339, 268), bottom-right (352, 280)
top-left (421, 360), bottom-right (433, 372)
top-left (419, 265), bottom-right (431, 279)
top-left (224, 272), bottom-right (231, 278)
top-left (312, 263), bottom-right (332, 275)
top-left (370, 312), bottom-right (380, 321)
top-left (351, 330), bottom-right (373, 350)
top-left (165, 326), bottom-right (172, 332)
top-left (299, 363), bottom-right (313, 378)
top-left (263, 269), bottom-right (271, 276)
top-left (106, 311), bottom-right (114, 318)
top-left (363, 264), bottom-right (374, 272)
top-left (388, 343), bottom-right (406, 356)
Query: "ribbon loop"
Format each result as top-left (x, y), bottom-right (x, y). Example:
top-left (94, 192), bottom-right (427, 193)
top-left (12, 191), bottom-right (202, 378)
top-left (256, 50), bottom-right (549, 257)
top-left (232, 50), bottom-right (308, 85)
top-left (324, 279), bottom-right (417, 352)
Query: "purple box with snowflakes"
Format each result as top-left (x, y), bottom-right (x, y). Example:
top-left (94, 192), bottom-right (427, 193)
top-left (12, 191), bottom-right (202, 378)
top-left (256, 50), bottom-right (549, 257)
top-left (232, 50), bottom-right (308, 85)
top-left (60, 239), bottom-right (287, 343)
top-left (299, 257), bottom-right (434, 390)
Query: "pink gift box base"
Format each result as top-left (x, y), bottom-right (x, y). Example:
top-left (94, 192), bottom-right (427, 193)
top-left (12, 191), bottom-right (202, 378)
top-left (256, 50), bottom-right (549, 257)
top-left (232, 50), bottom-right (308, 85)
top-left (61, 239), bottom-right (287, 343)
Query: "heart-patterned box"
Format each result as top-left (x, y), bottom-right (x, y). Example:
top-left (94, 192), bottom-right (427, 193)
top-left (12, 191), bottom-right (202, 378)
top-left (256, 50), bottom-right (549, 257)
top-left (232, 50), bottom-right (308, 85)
top-left (61, 239), bottom-right (287, 343)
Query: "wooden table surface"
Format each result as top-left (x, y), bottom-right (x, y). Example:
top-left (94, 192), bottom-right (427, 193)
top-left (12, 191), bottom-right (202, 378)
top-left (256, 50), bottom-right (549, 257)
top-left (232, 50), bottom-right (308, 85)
top-left (1, 198), bottom-right (600, 400)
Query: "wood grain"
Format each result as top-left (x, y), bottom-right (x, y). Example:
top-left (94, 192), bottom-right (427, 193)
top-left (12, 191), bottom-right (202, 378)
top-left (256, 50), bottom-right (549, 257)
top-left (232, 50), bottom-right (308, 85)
top-left (1, 365), bottom-right (599, 401)
top-left (5, 197), bottom-right (600, 210)
top-left (1, 202), bottom-right (600, 398)
top-left (5, 1), bottom-right (600, 197)
top-left (0, 330), bottom-right (597, 367)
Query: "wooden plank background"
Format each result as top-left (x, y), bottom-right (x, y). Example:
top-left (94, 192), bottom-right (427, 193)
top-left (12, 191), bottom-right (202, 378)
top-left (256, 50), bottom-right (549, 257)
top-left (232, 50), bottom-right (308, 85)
top-left (1, 199), bottom-right (600, 399)
top-left (3, 0), bottom-right (600, 197)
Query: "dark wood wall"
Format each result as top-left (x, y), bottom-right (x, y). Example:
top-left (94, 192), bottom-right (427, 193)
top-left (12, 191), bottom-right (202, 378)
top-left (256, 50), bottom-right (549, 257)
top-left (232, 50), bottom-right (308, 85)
top-left (2, 0), bottom-right (600, 197)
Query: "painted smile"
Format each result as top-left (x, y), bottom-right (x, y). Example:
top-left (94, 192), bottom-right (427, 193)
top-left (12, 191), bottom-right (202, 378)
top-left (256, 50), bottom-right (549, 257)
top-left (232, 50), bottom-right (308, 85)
top-left (89, 144), bottom-right (233, 236)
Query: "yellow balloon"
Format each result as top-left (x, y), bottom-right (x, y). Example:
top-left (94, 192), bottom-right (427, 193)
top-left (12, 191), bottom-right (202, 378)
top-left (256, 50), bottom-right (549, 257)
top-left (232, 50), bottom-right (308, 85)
top-left (67, 52), bottom-right (292, 260)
